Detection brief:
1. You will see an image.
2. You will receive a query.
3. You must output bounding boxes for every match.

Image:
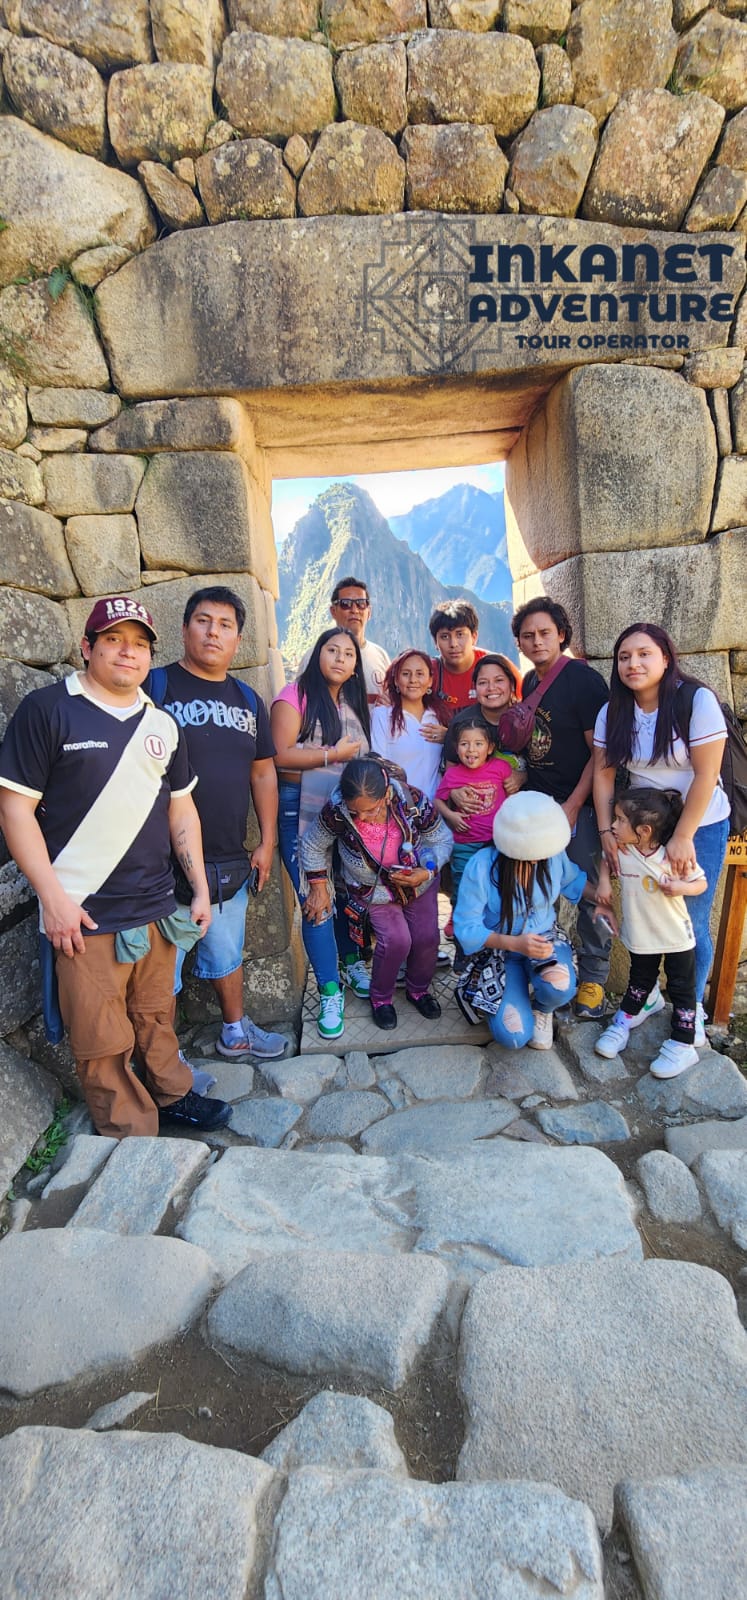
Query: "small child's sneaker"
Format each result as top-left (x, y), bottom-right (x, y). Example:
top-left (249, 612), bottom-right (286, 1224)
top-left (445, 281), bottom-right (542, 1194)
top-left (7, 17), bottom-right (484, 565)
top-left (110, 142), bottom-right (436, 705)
top-left (649, 1039), bottom-right (699, 1079)
top-left (626, 985), bottom-right (666, 1030)
top-left (694, 1001), bottom-right (708, 1048)
top-left (595, 1011), bottom-right (631, 1060)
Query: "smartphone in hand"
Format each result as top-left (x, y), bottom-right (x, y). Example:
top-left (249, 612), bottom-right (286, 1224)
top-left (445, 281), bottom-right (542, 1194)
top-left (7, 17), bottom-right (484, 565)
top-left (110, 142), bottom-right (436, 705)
top-left (247, 866), bottom-right (260, 897)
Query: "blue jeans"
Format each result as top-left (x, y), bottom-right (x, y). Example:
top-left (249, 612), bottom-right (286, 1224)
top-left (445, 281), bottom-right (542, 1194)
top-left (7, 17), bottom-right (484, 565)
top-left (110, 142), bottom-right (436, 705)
top-left (691, 817), bottom-right (729, 1004)
top-left (277, 779), bottom-right (355, 989)
top-left (487, 939), bottom-right (578, 1049)
top-left (173, 880), bottom-right (249, 994)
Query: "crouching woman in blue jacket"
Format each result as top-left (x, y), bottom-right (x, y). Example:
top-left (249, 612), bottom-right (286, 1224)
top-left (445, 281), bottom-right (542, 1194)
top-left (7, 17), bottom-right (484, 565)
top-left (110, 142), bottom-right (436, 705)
top-left (454, 791), bottom-right (604, 1051)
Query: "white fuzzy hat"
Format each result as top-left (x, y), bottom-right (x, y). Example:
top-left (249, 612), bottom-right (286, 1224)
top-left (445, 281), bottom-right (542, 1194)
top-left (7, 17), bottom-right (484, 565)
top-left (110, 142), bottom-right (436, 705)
top-left (492, 791), bottom-right (571, 860)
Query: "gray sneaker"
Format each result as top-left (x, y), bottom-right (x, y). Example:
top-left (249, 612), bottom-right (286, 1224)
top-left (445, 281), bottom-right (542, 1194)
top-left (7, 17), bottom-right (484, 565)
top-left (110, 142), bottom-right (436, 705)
top-left (216, 1016), bottom-right (289, 1059)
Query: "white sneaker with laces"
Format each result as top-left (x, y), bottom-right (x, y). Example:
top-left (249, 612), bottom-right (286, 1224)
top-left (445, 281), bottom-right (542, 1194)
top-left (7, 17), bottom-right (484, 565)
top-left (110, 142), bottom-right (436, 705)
top-left (626, 985), bottom-right (666, 1030)
top-left (340, 958), bottom-right (371, 997)
top-left (529, 1009), bottom-right (554, 1050)
top-left (595, 1010), bottom-right (631, 1059)
top-left (649, 1039), bottom-right (699, 1079)
top-left (694, 1001), bottom-right (707, 1048)
top-left (317, 983), bottom-right (344, 1040)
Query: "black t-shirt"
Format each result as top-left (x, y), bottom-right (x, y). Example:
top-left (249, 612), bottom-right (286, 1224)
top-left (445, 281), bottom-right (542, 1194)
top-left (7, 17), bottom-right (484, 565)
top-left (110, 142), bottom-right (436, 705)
top-left (156, 663), bottom-right (275, 860)
top-left (522, 658), bottom-right (608, 803)
top-left (0, 675), bottom-right (193, 932)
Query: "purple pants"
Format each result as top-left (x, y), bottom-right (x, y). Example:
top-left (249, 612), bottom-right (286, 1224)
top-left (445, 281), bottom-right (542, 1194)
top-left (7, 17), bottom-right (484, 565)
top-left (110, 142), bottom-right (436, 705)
top-left (367, 880), bottom-right (440, 1007)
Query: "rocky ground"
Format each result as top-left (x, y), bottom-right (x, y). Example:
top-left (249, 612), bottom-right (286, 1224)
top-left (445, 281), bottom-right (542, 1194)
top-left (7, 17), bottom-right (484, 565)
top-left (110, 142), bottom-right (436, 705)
top-left (1, 998), bottom-right (747, 1599)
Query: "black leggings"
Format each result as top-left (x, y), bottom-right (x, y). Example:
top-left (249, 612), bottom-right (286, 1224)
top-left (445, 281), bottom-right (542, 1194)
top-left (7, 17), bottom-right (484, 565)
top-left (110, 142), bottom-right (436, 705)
top-left (622, 949), bottom-right (696, 1045)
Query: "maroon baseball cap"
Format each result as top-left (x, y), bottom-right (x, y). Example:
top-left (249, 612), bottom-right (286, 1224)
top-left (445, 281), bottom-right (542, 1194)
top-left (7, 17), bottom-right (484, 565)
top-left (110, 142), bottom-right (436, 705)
top-left (84, 596), bottom-right (158, 642)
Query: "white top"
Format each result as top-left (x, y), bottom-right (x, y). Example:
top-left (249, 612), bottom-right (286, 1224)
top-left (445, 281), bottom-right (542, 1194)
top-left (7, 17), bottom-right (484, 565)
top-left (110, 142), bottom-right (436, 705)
top-left (617, 843), bottom-right (704, 954)
top-left (594, 688), bottom-right (730, 828)
top-left (370, 704), bottom-right (442, 799)
top-left (298, 638), bottom-right (391, 699)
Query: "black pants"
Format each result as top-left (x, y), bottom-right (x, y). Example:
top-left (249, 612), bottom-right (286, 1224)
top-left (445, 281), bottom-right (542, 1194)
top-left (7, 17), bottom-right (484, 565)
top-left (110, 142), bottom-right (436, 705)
top-left (622, 949), bottom-right (696, 1044)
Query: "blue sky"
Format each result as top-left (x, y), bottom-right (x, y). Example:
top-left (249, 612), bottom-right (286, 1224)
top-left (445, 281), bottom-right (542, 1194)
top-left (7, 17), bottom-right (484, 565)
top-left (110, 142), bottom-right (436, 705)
top-left (271, 462), bottom-right (505, 544)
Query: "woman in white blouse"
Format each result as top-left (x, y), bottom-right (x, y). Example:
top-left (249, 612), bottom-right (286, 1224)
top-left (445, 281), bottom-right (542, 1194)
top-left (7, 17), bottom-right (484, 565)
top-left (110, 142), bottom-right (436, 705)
top-left (370, 649), bottom-right (448, 800)
top-left (593, 622), bottom-right (729, 1044)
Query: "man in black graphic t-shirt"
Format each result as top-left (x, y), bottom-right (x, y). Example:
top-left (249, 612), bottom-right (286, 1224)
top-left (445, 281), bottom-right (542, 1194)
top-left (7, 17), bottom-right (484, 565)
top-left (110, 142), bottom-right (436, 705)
top-left (154, 586), bottom-right (288, 1062)
top-left (0, 595), bottom-right (232, 1139)
top-left (512, 597), bottom-right (610, 1019)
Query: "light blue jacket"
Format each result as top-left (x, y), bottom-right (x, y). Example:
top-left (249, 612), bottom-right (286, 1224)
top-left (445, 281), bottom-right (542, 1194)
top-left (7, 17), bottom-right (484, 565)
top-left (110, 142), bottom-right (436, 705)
top-left (454, 847), bottom-right (587, 956)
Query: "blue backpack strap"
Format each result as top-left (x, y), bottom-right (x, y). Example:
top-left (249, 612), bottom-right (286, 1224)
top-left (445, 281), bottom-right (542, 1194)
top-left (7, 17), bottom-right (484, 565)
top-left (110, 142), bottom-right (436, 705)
top-left (235, 679), bottom-right (258, 716)
top-left (147, 665), bottom-right (168, 706)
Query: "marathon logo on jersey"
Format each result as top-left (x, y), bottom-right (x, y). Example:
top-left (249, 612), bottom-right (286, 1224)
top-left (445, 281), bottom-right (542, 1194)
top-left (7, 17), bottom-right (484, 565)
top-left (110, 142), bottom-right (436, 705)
top-left (165, 698), bottom-right (257, 736)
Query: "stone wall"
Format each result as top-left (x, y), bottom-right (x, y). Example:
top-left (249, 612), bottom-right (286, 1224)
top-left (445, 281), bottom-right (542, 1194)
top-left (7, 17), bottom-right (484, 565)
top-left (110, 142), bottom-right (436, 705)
top-left (1, 0), bottom-right (747, 1092)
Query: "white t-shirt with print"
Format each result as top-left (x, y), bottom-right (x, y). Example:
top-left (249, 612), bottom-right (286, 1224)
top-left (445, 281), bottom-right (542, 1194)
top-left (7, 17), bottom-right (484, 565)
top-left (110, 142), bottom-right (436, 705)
top-left (617, 844), bottom-right (704, 954)
top-left (594, 688), bottom-right (730, 828)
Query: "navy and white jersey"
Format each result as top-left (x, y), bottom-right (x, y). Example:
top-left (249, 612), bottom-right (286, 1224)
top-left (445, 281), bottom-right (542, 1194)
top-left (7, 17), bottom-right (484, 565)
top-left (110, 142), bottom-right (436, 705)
top-left (154, 663), bottom-right (275, 861)
top-left (0, 674), bottom-right (195, 933)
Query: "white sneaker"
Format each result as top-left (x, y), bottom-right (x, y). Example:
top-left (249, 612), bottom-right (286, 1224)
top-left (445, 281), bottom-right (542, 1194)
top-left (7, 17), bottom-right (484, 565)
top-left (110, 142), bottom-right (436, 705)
top-left (694, 1001), bottom-right (707, 1048)
top-left (649, 1039), bottom-right (699, 1079)
top-left (529, 1009), bottom-right (554, 1050)
top-left (340, 958), bottom-right (371, 997)
top-left (317, 983), bottom-right (344, 1040)
top-left (595, 1011), bottom-right (631, 1059)
top-left (626, 985), bottom-right (666, 1030)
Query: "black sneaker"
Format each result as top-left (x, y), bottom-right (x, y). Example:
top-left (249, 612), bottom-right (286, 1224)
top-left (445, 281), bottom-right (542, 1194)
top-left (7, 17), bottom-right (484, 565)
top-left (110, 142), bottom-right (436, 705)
top-left (371, 1003), bottom-right (397, 1030)
top-left (406, 992), bottom-right (441, 1020)
top-left (158, 1091), bottom-right (232, 1131)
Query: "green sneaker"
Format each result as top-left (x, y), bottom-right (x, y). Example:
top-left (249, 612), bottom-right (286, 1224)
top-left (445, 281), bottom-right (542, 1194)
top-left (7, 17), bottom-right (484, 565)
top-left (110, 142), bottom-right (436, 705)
top-left (340, 957), bottom-right (371, 997)
top-left (317, 982), bottom-right (344, 1040)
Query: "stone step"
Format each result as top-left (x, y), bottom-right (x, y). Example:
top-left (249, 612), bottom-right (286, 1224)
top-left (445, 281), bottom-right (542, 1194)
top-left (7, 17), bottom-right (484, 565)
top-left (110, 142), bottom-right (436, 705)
top-left (67, 1135), bottom-right (211, 1235)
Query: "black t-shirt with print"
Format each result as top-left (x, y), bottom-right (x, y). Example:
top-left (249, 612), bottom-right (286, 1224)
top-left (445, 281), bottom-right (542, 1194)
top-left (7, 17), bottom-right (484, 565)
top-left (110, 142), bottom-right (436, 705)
top-left (157, 663), bottom-right (275, 861)
top-left (522, 658), bottom-right (608, 803)
top-left (0, 676), bottom-right (192, 932)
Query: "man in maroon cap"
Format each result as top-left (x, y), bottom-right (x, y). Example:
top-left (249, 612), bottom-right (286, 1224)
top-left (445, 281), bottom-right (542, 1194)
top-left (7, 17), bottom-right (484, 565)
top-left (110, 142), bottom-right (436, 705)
top-left (0, 596), bottom-right (232, 1138)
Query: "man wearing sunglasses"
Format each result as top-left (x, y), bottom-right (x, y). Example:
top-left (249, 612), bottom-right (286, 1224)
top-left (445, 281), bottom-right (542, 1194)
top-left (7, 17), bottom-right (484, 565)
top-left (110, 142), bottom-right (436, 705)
top-left (301, 576), bottom-right (391, 704)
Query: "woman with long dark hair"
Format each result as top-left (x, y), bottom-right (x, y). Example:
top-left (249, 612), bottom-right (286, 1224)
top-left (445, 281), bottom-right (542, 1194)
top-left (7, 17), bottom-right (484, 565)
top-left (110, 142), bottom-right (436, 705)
top-left (593, 622), bottom-right (729, 1045)
top-left (454, 791), bottom-right (601, 1049)
top-left (271, 627), bottom-right (371, 1040)
top-left (369, 648), bottom-right (447, 799)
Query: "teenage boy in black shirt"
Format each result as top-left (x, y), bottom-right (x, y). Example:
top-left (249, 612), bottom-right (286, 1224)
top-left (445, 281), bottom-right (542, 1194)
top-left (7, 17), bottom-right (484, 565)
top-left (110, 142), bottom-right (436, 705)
top-left (153, 586), bottom-right (288, 1061)
top-left (512, 597), bottom-right (611, 1018)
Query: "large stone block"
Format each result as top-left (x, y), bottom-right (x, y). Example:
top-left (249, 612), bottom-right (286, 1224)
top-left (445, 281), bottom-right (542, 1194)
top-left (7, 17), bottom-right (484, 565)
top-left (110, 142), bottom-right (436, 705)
top-left (457, 1258), bottom-right (747, 1528)
top-left (64, 514), bottom-right (140, 597)
top-left (17, 0), bottom-right (154, 70)
top-left (616, 1466), bottom-right (747, 1600)
top-left (717, 105), bottom-right (747, 171)
top-left (227, 0), bottom-right (319, 33)
top-left (406, 29), bottom-right (539, 138)
top-left (0, 278), bottom-right (109, 390)
top-left (135, 451), bottom-right (277, 593)
top-left (0, 364), bottom-right (27, 449)
top-left (508, 104), bottom-right (598, 218)
top-left (712, 453), bottom-right (747, 529)
top-left (0, 117), bottom-right (155, 290)
top-left (0, 1427), bottom-right (277, 1597)
top-left (28, 388), bottom-right (121, 427)
top-left (685, 164), bottom-right (747, 231)
top-left (43, 453), bottom-right (145, 517)
top-left (583, 89), bottom-right (725, 228)
top-left (0, 449), bottom-right (42, 505)
top-left (505, 364), bottom-right (717, 576)
top-left (0, 658), bottom-right (54, 737)
top-left (151, 0), bottom-right (226, 69)
top-left (512, 527), bottom-right (747, 657)
top-left (334, 42), bottom-right (407, 136)
top-left (93, 213), bottom-right (747, 399)
top-left (321, 0), bottom-right (426, 46)
top-left (298, 123), bottom-right (405, 217)
top-left (675, 10), bottom-right (747, 112)
top-left (0, 500), bottom-right (77, 597)
top-left (216, 31), bottom-right (336, 141)
top-left (69, 1136), bottom-right (210, 1235)
top-left (64, 572), bottom-right (269, 669)
top-left (401, 123), bottom-right (507, 213)
top-left (0, 1039), bottom-right (59, 1199)
top-left (567, 0), bottom-right (677, 109)
top-left (107, 63), bottom-right (215, 166)
top-left (89, 397), bottom-right (258, 463)
top-left (502, 0), bottom-right (569, 45)
top-left (0, 585), bottom-right (72, 664)
top-left (137, 162), bottom-right (205, 230)
top-left (195, 139), bottom-right (296, 223)
top-left (3, 35), bottom-right (106, 157)
top-left (537, 41), bottom-right (574, 107)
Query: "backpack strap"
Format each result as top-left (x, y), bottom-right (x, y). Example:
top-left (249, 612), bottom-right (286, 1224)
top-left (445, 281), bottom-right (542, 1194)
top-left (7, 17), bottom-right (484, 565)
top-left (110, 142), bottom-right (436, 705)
top-left (147, 666), bottom-right (258, 718)
top-left (674, 680), bottom-right (698, 750)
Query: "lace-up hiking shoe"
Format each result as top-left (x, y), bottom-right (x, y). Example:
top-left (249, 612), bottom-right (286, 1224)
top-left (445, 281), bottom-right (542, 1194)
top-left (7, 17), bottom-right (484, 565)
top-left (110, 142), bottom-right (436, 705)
top-left (529, 1009), bottom-right (554, 1050)
top-left (650, 1040), bottom-right (699, 1079)
top-left (215, 1018), bottom-right (288, 1060)
top-left (694, 1001), bottom-right (708, 1048)
top-left (158, 1091), bottom-right (232, 1131)
top-left (317, 983), bottom-right (344, 1040)
top-left (626, 986), bottom-right (666, 1030)
top-left (595, 1011), bottom-right (631, 1060)
top-left (575, 982), bottom-right (606, 1019)
top-left (340, 958), bottom-right (371, 997)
